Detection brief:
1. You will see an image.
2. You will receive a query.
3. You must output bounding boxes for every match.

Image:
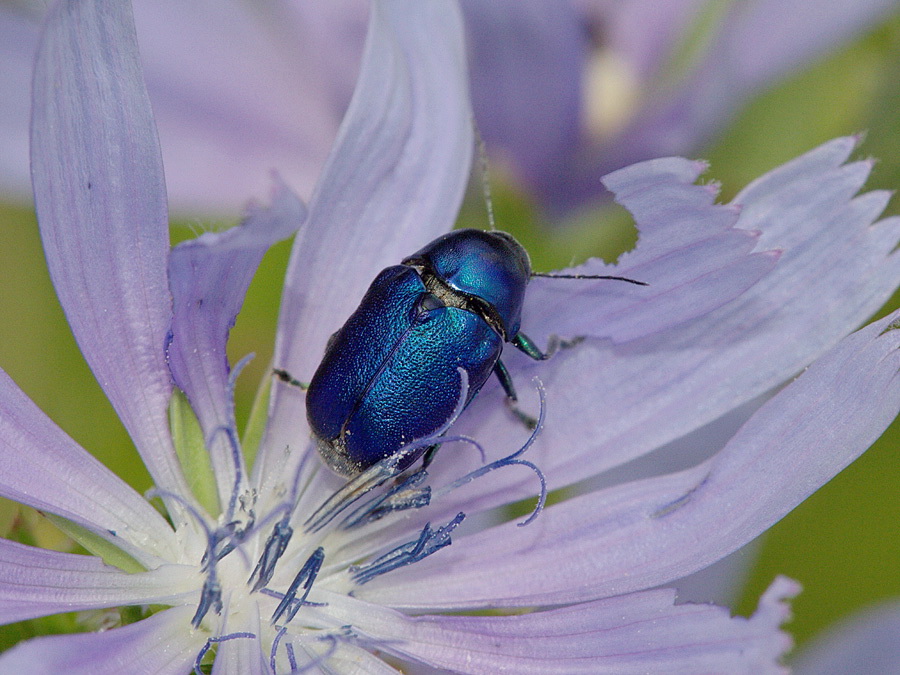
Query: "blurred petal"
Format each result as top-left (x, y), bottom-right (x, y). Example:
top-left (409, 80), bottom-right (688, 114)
top-left (257, 0), bottom-right (473, 500)
top-left (591, 0), bottom-right (706, 81)
top-left (132, 0), bottom-right (365, 215)
top-left (0, 369), bottom-right (176, 565)
top-left (330, 579), bottom-right (796, 673)
top-left (793, 600), bottom-right (900, 675)
top-left (0, 1), bottom-right (364, 214)
top-left (700, 0), bottom-right (900, 103)
top-left (0, 538), bottom-right (197, 624)
top-left (30, 0), bottom-right (190, 500)
top-left (361, 309), bottom-right (900, 608)
top-left (168, 178), bottom-right (304, 505)
top-left (439, 137), bottom-right (900, 505)
top-left (558, 0), bottom-right (900, 211)
top-left (0, 606), bottom-right (203, 675)
top-left (0, 6), bottom-right (39, 202)
top-left (462, 0), bottom-right (587, 186)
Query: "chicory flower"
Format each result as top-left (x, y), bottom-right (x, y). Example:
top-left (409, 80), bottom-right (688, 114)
top-left (1, 0), bottom-right (899, 672)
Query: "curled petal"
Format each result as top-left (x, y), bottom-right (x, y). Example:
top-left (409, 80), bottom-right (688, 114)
top-left (0, 606), bottom-right (204, 675)
top-left (168, 177), bottom-right (304, 507)
top-left (360, 309), bottom-right (900, 608)
top-left (30, 0), bottom-right (187, 499)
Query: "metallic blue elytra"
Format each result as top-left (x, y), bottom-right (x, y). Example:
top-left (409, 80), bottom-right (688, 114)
top-left (305, 229), bottom-right (546, 477)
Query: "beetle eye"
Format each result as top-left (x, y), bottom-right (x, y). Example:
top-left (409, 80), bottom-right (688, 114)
top-left (416, 292), bottom-right (445, 315)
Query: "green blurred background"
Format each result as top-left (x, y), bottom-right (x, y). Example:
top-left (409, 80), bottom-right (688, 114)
top-left (1, 6), bottom-right (899, 662)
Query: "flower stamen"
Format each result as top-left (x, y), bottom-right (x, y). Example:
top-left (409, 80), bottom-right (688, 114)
top-left (271, 546), bottom-right (325, 624)
top-left (350, 512), bottom-right (466, 584)
top-left (248, 516), bottom-right (294, 592)
top-left (433, 378), bottom-right (548, 526)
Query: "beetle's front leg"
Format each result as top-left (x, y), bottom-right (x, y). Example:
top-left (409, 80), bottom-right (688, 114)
top-left (493, 359), bottom-right (538, 430)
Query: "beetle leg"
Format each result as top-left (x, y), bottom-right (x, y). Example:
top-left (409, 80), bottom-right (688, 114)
top-left (493, 358), bottom-right (519, 400)
top-left (493, 359), bottom-right (538, 430)
top-left (273, 368), bottom-right (309, 390)
top-left (513, 332), bottom-right (585, 360)
top-left (511, 332), bottom-right (557, 360)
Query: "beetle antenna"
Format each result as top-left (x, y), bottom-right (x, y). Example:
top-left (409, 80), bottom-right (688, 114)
top-left (473, 119), bottom-right (496, 231)
top-left (532, 271), bottom-right (648, 286)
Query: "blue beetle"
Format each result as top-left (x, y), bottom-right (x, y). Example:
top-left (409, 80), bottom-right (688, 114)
top-left (303, 229), bottom-right (642, 477)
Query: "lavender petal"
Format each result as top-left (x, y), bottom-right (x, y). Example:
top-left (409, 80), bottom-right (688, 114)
top-left (30, 0), bottom-right (188, 499)
top-left (438, 137), bottom-right (900, 506)
top-left (0, 368), bottom-right (176, 565)
top-left (131, 0), bottom-right (364, 215)
top-left (0, 605), bottom-right (203, 675)
top-left (0, 538), bottom-right (197, 624)
top-left (359, 309), bottom-right (900, 608)
top-left (329, 580), bottom-right (796, 673)
top-left (168, 177), bottom-right (304, 506)
top-left (525, 157), bottom-right (779, 342)
top-left (793, 599), bottom-right (900, 675)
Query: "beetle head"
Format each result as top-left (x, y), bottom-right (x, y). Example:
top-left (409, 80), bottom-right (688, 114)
top-left (403, 229), bottom-right (531, 339)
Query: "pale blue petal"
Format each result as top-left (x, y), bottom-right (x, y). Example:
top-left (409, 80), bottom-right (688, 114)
top-left (0, 6), bottom-right (39, 202)
top-left (793, 600), bottom-right (900, 675)
top-left (132, 0), bottom-right (364, 215)
top-left (210, 610), bottom-right (268, 675)
top-left (526, 157), bottom-right (778, 342)
top-left (168, 178), bottom-right (304, 506)
top-left (422, 137), bottom-right (900, 510)
top-left (0, 538), bottom-right (198, 624)
top-left (30, 0), bottom-right (190, 500)
top-left (328, 581), bottom-right (795, 673)
top-left (0, 606), bottom-right (203, 675)
top-left (462, 0), bottom-right (586, 188)
top-left (0, 368), bottom-right (176, 565)
top-left (360, 308), bottom-right (900, 608)
top-left (547, 0), bottom-right (900, 212)
top-left (257, 0), bottom-right (472, 502)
